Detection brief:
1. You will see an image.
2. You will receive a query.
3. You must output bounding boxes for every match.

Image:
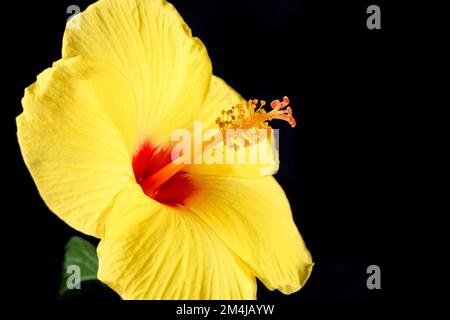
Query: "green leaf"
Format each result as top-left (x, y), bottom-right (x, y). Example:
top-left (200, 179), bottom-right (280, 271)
top-left (59, 236), bottom-right (99, 295)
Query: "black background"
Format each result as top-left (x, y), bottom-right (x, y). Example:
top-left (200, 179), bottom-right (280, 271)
top-left (2, 0), bottom-right (399, 306)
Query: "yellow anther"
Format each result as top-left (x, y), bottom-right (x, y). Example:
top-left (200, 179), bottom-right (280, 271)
top-left (216, 96), bottom-right (295, 132)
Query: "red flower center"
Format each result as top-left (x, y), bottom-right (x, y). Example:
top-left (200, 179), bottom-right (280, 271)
top-left (132, 142), bottom-right (196, 206)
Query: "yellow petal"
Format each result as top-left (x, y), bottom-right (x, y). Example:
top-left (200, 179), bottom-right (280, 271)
top-left (186, 175), bottom-right (313, 294)
top-left (62, 0), bottom-right (212, 145)
top-left (17, 56), bottom-right (137, 237)
top-left (98, 184), bottom-right (256, 299)
top-left (187, 76), bottom-right (280, 178)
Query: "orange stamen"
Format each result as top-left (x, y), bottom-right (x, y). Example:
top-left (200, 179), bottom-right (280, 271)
top-left (141, 96), bottom-right (296, 195)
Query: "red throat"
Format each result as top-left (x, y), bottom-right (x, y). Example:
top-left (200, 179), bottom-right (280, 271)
top-left (132, 142), bottom-right (196, 206)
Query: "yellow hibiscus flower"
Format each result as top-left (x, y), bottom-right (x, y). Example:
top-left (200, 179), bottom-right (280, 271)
top-left (17, 0), bottom-right (313, 299)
